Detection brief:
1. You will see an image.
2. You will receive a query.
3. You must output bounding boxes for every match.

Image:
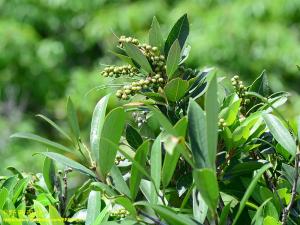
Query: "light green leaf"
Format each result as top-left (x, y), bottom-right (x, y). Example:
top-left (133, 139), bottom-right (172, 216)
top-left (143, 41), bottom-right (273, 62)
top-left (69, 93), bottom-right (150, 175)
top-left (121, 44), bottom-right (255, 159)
top-left (91, 205), bottom-right (109, 225)
top-left (115, 196), bottom-right (137, 216)
top-left (90, 95), bottom-right (110, 161)
top-left (166, 40), bottom-right (181, 78)
top-left (219, 99), bottom-right (241, 126)
top-left (151, 205), bottom-right (197, 225)
top-left (124, 43), bottom-right (152, 73)
top-left (110, 165), bottom-right (131, 198)
top-left (10, 132), bottom-right (72, 153)
top-left (162, 117), bottom-right (188, 187)
top-left (36, 114), bottom-right (72, 142)
top-left (39, 152), bottom-right (97, 178)
top-left (263, 114), bottom-right (297, 157)
top-left (86, 191), bottom-right (101, 225)
top-left (149, 16), bottom-right (164, 51)
top-left (232, 163), bottom-right (272, 225)
top-left (164, 78), bottom-right (189, 102)
top-left (130, 140), bottom-right (150, 200)
top-left (49, 205), bottom-right (64, 225)
top-left (67, 97), bottom-right (80, 140)
top-left (150, 135), bottom-right (161, 204)
top-left (99, 107), bottom-right (126, 177)
top-left (263, 216), bottom-right (281, 225)
top-left (205, 74), bottom-right (219, 168)
top-left (34, 200), bottom-right (50, 225)
top-left (193, 168), bottom-right (219, 213)
top-left (43, 158), bottom-right (56, 193)
top-left (0, 188), bottom-right (8, 209)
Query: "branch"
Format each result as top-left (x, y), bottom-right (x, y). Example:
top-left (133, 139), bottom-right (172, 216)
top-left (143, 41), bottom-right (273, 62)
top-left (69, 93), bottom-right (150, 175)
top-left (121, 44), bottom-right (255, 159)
top-left (138, 209), bottom-right (167, 225)
top-left (281, 154), bottom-right (299, 225)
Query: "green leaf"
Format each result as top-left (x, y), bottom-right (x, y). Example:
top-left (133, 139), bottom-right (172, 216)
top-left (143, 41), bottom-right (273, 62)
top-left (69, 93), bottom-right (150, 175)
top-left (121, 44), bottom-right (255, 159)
top-left (43, 158), bottom-right (56, 193)
top-left (125, 124), bottom-right (143, 149)
top-left (150, 135), bottom-right (161, 204)
top-left (188, 99), bottom-right (209, 168)
top-left (164, 78), bottom-right (189, 102)
top-left (109, 51), bottom-right (135, 66)
top-left (115, 196), bottom-right (137, 216)
top-left (164, 14), bottom-right (189, 55)
top-left (0, 188), bottom-right (8, 209)
top-left (86, 191), bottom-right (101, 225)
top-left (49, 205), bottom-right (64, 225)
top-left (263, 216), bottom-right (281, 225)
top-left (219, 202), bottom-right (232, 225)
top-left (36, 114), bottom-right (72, 142)
top-left (124, 43), bottom-right (152, 73)
top-left (249, 70), bottom-right (270, 97)
top-left (99, 107), bottom-right (126, 177)
top-left (205, 74), bottom-right (219, 168)
top-left (232, 163), bottom-right (272, 225)
top-left (151, 205), bottom-right (197, 225)
top-left (90, 95), bottom-right (110, 161)
top-left (149, 16), bottom-right (164, 51)
top-left (130, 140), bottom-right (150, 200)
top-left (10, 132), bottom-right (72, 153)
top-left (110, 165), bottom-right (131, 198)
top-left (162, 117), bottom-right (188, 187)
top-left (219, 99), bottom-right (241, 126)
top-left (297, 115), bottom-right (300, 142)
top-left (67, 97), bottom-right (80, 140)
top-left (12, 178), bottom-right (29, 203)
top-left (91, 205), bottom-right (109, 225)
top-left (166, 40), bottom-right (181, 78)
top-left (263, 114), bottom-right (297, 157)
top-left (39, 152), bottom-right (97, 178)
top-left (34, 200), bottom-right (50, 225)
top-left (193, 168), bottom-right (219, 213)
top-left (193, 189), bottom-right (208, 223)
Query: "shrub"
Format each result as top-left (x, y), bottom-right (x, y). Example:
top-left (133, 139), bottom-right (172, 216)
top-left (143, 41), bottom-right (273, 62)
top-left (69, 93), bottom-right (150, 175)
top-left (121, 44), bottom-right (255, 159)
top-left (5, 14), bottom-right (300, 225)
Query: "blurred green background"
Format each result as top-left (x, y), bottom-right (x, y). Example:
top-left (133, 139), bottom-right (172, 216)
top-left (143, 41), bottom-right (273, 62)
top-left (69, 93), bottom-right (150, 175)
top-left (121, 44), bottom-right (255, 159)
top-left (1, 0), bottom-right (300, 174)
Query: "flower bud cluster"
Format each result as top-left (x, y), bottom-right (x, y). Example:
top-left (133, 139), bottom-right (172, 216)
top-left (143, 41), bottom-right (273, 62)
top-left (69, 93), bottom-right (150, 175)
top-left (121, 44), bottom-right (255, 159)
top-left (132, 111), bottom-right (147, 128)
top-left (101, 65), bottom-right (138, 78)
top-left (115, 155), bottom-right (126, 165)
top-left (218, 118), bottom-right (227, 128)
top-left (110, 208), bottom-right (129, 218)
top-left (115, 73), bottom-right (165, 100)
top-left (231, 75), bottom-right (247, 98)
top-left (118, 35), bottom-right (139, 47)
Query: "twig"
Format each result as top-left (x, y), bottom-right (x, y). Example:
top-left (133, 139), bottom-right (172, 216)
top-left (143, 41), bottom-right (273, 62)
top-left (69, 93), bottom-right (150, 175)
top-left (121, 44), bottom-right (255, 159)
top-left (138, 210), bottom-right (167, 225)
top-left (281, 154), bottom-right (299, 225)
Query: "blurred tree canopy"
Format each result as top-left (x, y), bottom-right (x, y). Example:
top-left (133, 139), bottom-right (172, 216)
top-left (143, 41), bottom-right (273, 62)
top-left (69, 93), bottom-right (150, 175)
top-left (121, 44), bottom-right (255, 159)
top-left (1, 0), bottom-right (300, 173)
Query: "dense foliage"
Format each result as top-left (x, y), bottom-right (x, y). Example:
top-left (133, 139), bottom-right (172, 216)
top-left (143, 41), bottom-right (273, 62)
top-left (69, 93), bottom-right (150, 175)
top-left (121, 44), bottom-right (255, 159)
top-left (2, 14), bottom-right (300, 225)
top-left (2, 0), bottom-right (300, 174)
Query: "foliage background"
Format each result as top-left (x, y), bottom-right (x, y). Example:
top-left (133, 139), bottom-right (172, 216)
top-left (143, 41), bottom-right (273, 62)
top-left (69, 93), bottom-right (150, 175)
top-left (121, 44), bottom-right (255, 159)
top-left (1, 0), bottom-right (300, 174)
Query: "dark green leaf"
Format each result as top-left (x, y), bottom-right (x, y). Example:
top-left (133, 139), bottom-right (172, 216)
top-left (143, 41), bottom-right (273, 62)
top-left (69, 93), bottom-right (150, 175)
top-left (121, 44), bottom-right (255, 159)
top-left (193, 168), bottom-right (219, 213)
top-left (110, 165), bottom-right (131, 198)
top-left (164, 78), bottom-right (189, 102)
top-left (99, 107), bottom-right (126, 177)
top-left (125, 124), bottom-right (143, 149)
top-left (249, 70), bottom-right (270, 97)
top-left (130, 140), bottom-right (150, 200)
top-left (43, 158), bottom-right (56, 193)
top-left (124, 43), bottom-right (152, 73)
top-left (164, 14), bottom-right (189, 55)
top-left (166, 40), bottom-right (181, 78)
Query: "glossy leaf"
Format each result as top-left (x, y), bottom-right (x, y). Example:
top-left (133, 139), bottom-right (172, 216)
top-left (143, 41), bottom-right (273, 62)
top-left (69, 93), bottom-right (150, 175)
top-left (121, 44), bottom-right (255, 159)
top-left (99, 107), bottom-right (126, 177)
top-left (86, 191), bottom-right (101, 225)
top-left (110, 165), bottom-right (131, 198)
top-left (115, 196), bottom-right (137, 216)
top-left (0, 188), bottom-right (8, 209)
top-left (90, 95), bottom-right (110, 161)
top-left (34, 200), bottom-right (50, 225)
top-left (124, 43), bottom-right (152, 73)
top-left (39, 152), bottom-right (97, 178)
top-left (91, 205), bottom-right (109, 225)
top-left (193, 168), bottom-right (219, 213)
top-left (49, 205), bottom-right (64, 225)
top-left (164, 14), bottom-right (189, 55)
top-left (125, 124), bottom-right (143, 149)
top-left (164, 78), bottom-right (189, 102)
top-left (249, 70), bottom-right (270, 97)
top-left (43, 158), bottom-right (56, 193)
top-left (130, 140), bottom-right (150, 200)
top-left (67, 97), bottom-right (80, 140)
top-left (263, 114), bottom-right (297, 157)
top-left (149, 16), bottom-right (164, 51)
top-left (10, 132), bottom-right (72, 153)
top-left (166, 40), bottom-right (181, 78)
top-left (232, 163), bottom-right (272, 225)
top-left (205, 74), bottom-right (219, 168)
top-left (150, 135), bottom-right (161, 204)
top-left (219, 99), bottom-right (241, 126)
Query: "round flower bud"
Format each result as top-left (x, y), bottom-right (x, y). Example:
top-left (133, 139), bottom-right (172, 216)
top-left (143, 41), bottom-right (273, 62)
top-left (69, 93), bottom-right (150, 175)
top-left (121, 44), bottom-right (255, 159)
top-left (233, 75), bottom-right (239, 80)
top-left (122, 94), bottom-right (128, 100)
top-left (152, 46), bottom-right (158, 51)
top-left (158, 78), bottom-right (164, 82)
top-left (124, 89), bottom-right (131, 94)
